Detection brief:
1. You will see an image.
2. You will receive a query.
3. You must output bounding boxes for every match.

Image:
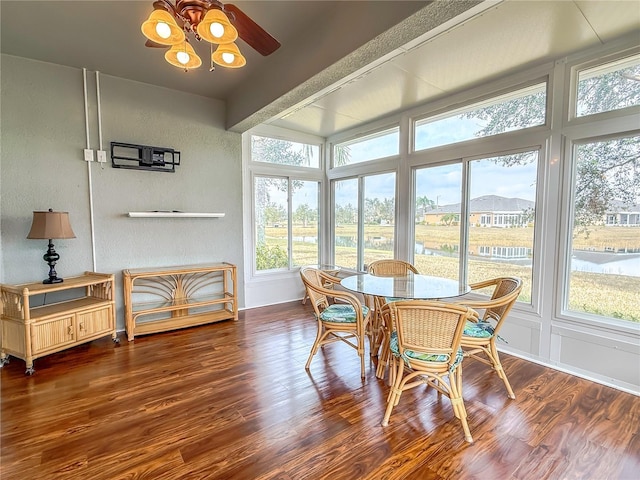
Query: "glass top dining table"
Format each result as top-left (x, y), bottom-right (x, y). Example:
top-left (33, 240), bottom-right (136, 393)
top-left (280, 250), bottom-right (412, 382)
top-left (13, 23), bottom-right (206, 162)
top-left (340, 272), bottom-right (470, 300)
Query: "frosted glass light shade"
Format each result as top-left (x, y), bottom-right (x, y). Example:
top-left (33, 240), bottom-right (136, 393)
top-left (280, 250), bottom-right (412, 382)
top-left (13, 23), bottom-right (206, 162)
top-left (212, 42), bottom-right (246, 68)
top-left (141, 10), bottom-right (185, 45)
top-left (165, 41), bottom-right (202, 69)
top-left (197, 9), bottom-right (238, 44)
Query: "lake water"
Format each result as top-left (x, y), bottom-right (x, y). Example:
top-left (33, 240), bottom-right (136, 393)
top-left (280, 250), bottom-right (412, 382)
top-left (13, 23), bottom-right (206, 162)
top-left (305, 236), bottom-right (640, 278)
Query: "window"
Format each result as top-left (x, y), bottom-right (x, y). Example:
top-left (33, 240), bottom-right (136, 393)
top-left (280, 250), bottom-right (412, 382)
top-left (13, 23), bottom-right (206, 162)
top-left (363, 172), bottom-right (396, 267)
top-left (333, 172), bottom-right (396, 270)
top-left (567, 134), bottom-right (640, 323)
top-left (249, 130), bottom-right (322, 274)
top-left (414, 82), bottom-right (546, 151)
top-left (576, 54), bottom-right (640, 118)
top-left (414, 163), bottom-right (463, 280)
top-left (468, 151), bottom-right (538, 303)
top-left (412, 150), bottom-right (538, 303)
top-left (333, 127), bottom-right (399, 166)
top-left (334, 178), bottom-right (359, 269)
top-left (251, 135), bottom-right (320, 168)
top-left (254, 176), bottom-right (320, 272)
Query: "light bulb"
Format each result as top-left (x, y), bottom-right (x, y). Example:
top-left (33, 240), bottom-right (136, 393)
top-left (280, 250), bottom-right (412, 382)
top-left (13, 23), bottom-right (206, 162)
top-left (177, 51), bottom-right (190, 65)
top-left (210, 22), bottom-right (225, 38)
top-left (155, 22), bottom-right (171, 39)
top-left (222, 52), bottom-right (235, 64)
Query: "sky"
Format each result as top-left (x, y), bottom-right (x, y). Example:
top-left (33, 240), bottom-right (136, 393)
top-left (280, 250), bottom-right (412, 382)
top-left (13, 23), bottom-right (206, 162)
top-left (334, 156), bottom-right (538, 207)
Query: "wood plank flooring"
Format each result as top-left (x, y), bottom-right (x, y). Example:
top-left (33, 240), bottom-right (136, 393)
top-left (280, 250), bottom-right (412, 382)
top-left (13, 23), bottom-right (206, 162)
top-left (1, 301), bottom-right (639, 479)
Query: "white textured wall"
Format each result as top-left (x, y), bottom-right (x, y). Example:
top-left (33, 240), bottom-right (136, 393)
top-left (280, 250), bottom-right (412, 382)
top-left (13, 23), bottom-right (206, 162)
top-left (1, 54), bottom-right (245, 329)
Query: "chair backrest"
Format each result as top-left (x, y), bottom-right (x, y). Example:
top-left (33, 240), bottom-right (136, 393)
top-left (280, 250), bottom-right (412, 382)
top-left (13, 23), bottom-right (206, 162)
top-left (386, 300), bottom-right (474, 366)
top-left (300, 267), bottom-right (330, 314)
top-left (300, 267), bottom-right (364, 320)
top-left (464, 277), bottom-right (522, 331)
top-left (368, 259), bottom-right (419, 276)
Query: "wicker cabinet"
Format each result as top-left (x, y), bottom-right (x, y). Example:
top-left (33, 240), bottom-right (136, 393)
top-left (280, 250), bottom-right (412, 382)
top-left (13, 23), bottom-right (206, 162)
top-left (123, 262), bottom-right (237, 341)
top-left (0, 272), bottom-right (118, 374)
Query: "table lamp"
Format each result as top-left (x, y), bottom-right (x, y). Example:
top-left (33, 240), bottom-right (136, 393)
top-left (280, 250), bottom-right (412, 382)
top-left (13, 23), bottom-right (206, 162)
top-left (27, 208), bottom-right (76, 284)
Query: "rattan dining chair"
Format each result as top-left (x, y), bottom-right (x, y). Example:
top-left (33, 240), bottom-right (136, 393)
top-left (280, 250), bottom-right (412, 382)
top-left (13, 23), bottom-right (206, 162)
top-left (380, 300), bottom-right (477, 443)
top-left (454, 276), bottom-right (522, 399)
top-left (367, 259), bottom-right (420, 377)
top-left (367, 259), bottom-right (419, 276)
top-left (300, 266), bottom-right (372, 378)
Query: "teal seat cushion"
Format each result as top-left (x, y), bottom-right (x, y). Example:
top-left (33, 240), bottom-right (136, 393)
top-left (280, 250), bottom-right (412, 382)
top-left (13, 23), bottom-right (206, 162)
top-left (384, 296), bottom-right (404, 303)
top-left (462, 320), bottom-right (495, 338)
top-left (319, 304), bottom-right (369, 323)
top-left (389, 331), bottom-right (463, 370)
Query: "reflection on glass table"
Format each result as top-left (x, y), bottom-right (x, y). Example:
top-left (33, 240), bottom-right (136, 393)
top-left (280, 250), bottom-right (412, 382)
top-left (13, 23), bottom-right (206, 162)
top-left (340, 272), bottom-right (469, 300)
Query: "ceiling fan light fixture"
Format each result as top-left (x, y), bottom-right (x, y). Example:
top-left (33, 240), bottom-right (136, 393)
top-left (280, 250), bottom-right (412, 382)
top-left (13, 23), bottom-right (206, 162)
top-left (197, 8), bottom-right (238, 44)
top-left (141, 9), bottom-right (185, 45)
top-left (212, 42), bottom-right (246, 68)
top-left (165, 41), bottom-right (202, 70)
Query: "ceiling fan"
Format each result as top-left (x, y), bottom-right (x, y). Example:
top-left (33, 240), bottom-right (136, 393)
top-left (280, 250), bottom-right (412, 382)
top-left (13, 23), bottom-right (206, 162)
top-left (141, 0), bottom-right (281, 70)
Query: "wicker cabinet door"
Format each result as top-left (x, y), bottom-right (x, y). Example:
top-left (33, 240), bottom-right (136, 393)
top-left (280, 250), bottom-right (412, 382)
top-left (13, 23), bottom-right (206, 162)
top-left (31, 316), bottom-right (75, 354)
top-left (76, 306), bottom-right (114, 341)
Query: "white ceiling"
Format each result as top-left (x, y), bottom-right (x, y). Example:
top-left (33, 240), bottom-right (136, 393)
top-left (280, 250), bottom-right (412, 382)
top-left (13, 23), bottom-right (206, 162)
top-left (2, 1), bottom-right (639, 137)
top-left (268, 0), bottom-right (640, 136)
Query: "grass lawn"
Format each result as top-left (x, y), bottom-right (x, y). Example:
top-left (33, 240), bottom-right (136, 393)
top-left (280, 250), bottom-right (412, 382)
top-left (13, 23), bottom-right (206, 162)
top-left (264, 224), bottom-right (640, 322)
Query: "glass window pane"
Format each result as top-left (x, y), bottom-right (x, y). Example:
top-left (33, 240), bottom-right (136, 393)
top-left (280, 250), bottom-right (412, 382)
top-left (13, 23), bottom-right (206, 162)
top-left (254, 177), bottom-right (289, 271)
top-left (333, 127), bottom-right (399, 166)
top-left (568, 135), bottom-right (640, 323)
top-left (334, 178), bottom-right (359, 269)
top-left (415, 83), bottom-right (546, 151)
top-left (251, 135), bottom-right (320, 168)
top-left (292, 181), bottom-right (319, 267)
top-left (576, 54), bottom-right (640, 117)
top-left (363, 172), bottom-right (396, 268)
top-left (468, 151), bottom-right (538, 303)
top-left (414, 163), bottom-right (463, 280)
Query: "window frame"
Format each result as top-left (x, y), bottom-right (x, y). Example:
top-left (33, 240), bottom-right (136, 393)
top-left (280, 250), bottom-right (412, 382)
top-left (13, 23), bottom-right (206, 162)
top-left (410, 144), bottom-right (545, 310)
top-left (330, 169), bottom-right (399, 272)
top-left (413, 80), bottom-right (549, 153)
top-left (245, 126), bottom-right (325, 280)
top-left (565, 45), bottom-right (640, 127)
top-left (556, 129), bottom-right (640, 333)
top-left (332, 125), bottom-right (401, 168)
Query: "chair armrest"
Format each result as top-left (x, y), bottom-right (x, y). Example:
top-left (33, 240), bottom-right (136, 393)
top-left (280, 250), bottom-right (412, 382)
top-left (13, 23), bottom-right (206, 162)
top-left (317, 269), bottom-right (342, 286)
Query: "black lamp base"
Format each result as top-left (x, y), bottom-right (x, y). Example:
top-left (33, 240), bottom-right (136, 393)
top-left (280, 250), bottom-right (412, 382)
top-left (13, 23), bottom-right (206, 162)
top-left (43, 277), bottom-right (64, 285)
top-left (42, 239), bottom-right (64, 284)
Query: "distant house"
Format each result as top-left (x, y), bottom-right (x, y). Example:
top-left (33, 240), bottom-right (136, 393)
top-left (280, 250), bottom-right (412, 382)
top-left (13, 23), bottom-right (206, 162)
top-left (605, 201), bottom-right (640, 226)
top-left (422, 195), bottom-right (535, 227)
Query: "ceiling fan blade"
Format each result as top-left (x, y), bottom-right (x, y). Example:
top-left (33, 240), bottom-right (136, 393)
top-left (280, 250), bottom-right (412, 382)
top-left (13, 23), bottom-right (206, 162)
top-left (145, 39), bottom-right (169, 48)
top-left (224, 4), bottom-right (281, 56)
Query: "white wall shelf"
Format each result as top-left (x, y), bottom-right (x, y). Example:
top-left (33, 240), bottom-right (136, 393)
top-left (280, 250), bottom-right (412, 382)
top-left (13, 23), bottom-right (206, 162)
top-left (127, 212), bottom-right (225, 218)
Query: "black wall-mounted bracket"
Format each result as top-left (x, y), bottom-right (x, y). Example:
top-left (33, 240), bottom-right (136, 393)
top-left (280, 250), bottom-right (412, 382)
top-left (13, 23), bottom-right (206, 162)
top-left (111, 142), bottom-right (181, 173)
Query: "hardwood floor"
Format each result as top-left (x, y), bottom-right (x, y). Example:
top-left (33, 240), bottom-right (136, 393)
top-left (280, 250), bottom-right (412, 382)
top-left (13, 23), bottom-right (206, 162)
top-left (1, 301), bottom-right (638, 479)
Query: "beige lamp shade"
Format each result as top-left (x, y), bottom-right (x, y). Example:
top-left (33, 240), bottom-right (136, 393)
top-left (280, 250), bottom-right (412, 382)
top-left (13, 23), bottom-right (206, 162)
top-left (165, 41), bottom-right (202, 69)
top-left (212, 42), bottom-right (246, 68)
top-left (27, 210), bottom-right (76, 240)
top-left (141, 9), bottom-right (185, 46)
top-left (197, 9), bottom-right (238, 45)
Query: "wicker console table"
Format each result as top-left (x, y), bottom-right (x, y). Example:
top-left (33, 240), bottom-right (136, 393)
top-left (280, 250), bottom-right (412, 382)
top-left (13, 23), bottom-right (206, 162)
top-left (0, 272), bottom-right (117, 374)
top-left (123, 262), bottom-right (237, 341)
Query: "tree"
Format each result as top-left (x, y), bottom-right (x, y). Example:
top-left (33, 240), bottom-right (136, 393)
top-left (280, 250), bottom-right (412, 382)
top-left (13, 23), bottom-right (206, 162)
top-left (574, 137), bottom-right (639, 229)
top-left (293, 203), bottom-right (317, 227)
top-left (464, 64), bottom-right (640, 226)
top-left (334, 144), bottom-right (351, 167)
top-left (336, 203), bottom-right (357, 225)
top-left (441, 213), bottom-right (458, 226)
top-left (264, 202), bottom-right (286, 226)
top-left (252, 136), bottom-right (307, 166)
top-left (416, 196), bottom-right (436, 222)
